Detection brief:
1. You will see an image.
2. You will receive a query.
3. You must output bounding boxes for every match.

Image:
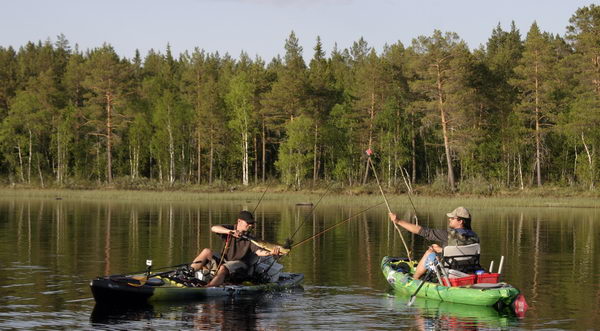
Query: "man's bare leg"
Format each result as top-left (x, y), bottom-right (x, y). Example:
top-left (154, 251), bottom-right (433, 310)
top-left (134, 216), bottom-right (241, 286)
top-left (191, 248), bottom-right (213, 271)
top-left (206, 266), bottom-right (229, 287)
top-left (413, 247), bottom-right (435, 280)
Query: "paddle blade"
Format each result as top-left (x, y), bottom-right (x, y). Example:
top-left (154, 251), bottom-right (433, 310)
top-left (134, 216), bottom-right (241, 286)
top-left (407, 295), bottom-right (416, 306)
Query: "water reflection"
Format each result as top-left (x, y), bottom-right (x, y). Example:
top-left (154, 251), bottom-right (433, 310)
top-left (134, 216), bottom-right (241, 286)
top-left (385, 291), bottom-right (518, 330)
top-left (0, 197), bottom-right (599, 329)
top-left (90, 292), bottom-right (297, 330)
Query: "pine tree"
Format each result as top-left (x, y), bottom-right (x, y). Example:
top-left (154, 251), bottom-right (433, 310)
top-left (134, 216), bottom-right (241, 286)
top-left (408, 30), bottom-right (475, 191)
top-left (483, 22), bottom-right (524, 187)
top-left (0, 46), bottom-right (18, 117)
top-left (563, 5), bottom-right (600, 188)
top-left (306, 36), bottom-right (338, 183)
top-left (81, 44), bottom-right (133, 183)
top-left (511, 23), bottom-right (558, 187)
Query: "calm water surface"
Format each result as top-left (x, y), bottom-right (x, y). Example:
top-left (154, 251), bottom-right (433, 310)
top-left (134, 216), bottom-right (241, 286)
top-left (0, 195), bottom-right (598, 330)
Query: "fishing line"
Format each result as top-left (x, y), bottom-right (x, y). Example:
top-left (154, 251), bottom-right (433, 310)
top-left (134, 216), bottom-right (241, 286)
top-left (367, 154), bottom-right (412, 262)
top-left (291, 201), bottom-right (386, 249)
top-left (288, 182), bottom-right (334, 243)
top-left (399, 166), bottom-right (419, 224)
top-left (251, 182), bottom-right (271, 214)
top-left (257, 183), bottom-right (333, 279)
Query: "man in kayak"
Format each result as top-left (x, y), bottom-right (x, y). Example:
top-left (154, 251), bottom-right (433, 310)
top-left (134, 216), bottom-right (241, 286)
top-left (388, 206), bottom-right (479, 280)
top-left (190, 210), bottom-right (286, 287)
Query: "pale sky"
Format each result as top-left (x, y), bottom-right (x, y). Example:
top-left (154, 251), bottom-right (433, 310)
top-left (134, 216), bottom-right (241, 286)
top-left (1, 0), bottom-right (596, 61)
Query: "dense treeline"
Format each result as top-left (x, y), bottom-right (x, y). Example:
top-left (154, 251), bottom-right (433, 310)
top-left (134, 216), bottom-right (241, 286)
top-left (1, 6), bottom-right (599, 193)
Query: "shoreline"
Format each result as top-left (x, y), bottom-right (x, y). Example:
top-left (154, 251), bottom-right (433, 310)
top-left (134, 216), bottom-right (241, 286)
top-left (1, 186), bottom-right (599, 209)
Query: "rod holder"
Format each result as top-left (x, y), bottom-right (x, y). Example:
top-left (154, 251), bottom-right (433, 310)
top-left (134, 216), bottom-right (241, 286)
top-left (498, 256), bottom-right (504, 274)
top-left (489, 260), bottom-right (494, 273)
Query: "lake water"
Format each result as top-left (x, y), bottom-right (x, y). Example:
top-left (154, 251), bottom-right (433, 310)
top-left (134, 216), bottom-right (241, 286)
top-left (0, 195), bottom-right (598, 330)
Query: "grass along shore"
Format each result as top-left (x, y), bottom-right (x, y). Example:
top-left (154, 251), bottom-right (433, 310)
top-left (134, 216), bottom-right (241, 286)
top-left (1, 185), bottom-right (599, 209)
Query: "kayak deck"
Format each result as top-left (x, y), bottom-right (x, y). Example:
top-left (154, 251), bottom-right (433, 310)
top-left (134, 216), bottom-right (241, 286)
top-left (90, 272), bottom-right (304, 304)
top-left (381, 256), bottom-right (520, 309)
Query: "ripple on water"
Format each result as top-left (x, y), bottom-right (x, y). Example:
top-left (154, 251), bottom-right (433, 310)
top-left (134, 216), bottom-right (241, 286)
top-left (0, 283), bottom-right (35, 288)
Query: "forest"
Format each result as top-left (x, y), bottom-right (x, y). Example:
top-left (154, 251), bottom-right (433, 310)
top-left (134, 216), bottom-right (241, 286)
top-left (0, 5), bottom-right (599, 194)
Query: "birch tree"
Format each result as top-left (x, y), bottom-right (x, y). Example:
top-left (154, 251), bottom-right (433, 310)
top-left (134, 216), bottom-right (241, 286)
top-left (226, 71), bottom-right (256, 186)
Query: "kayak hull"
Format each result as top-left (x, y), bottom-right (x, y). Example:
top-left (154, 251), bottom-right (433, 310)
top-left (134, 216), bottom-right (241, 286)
top-left (90, 272), bottom-right (304, 304)
top-left (381, 256), bottom-right (520, 308)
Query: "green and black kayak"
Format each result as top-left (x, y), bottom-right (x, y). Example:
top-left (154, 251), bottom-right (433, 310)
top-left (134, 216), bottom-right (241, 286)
top-left (90, 271), bottom-right (304, 304)
top-left (382, 256), bottom-right (522, 310)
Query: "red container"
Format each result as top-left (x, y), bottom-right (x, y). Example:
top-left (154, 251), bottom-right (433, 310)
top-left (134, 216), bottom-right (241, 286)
top-left (442, 275), bottom-right (476, 287)
top-left (477, 273), bottom-right (500, 283)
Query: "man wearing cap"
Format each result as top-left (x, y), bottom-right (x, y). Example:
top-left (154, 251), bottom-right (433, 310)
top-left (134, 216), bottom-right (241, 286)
top-left (190, 210), bottom-right (285, 287)
top-left (388, 207), bottom-right (479, 280)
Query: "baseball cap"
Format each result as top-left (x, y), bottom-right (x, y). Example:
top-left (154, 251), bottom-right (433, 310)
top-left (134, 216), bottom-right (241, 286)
top-left (238, 210), bottom-right (255, 224)
top-left (446, 207), bottom-right (471, 219)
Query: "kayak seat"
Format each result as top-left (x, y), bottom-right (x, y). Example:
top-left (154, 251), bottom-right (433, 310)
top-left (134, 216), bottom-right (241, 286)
top-left (441, 243), bottom-right (481, 274)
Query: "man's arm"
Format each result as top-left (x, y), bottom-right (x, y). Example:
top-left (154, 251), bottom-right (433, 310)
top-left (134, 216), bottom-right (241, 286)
top-left (211, 225), bottom-right (240, 237)
top-left (255, 246), bottom-right (286, 257)
top-left (388, 212), bottom-right (422, 234)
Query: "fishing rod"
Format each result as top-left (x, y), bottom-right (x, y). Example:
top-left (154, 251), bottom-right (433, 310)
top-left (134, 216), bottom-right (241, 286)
top-left (399, 166), bottom-right (419, 224)
top-left (216, 183), bottom-right (271, 272)
top-left (366, 149), bottom-right (412, 262)
top-left (254, 182), bottom-right (334, 279)
top-left (252, 182), bottom-right (271, 214)
top-left (291, 201), bottom-right (386, 249)
top-left (288, 182), bottom-right (334, 243)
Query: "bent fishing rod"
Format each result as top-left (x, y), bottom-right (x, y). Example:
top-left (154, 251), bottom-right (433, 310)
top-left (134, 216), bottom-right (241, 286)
top-left (252, 182), bottom-right (271, 214)
top-left (216, 182), bottom-right (272, 271)
top-left (366, 148), bottom-right (412, 262)
top-left (243, 182), bottom-right (334, 251)
top-left (399, 166), bottom-right (419, 224)
top-left (139, 184), bottom-right (273, 275)
top-left (133, 201), bottom-right (386, 278)
top-left (287, 182), bottom-right (335, 245)
top-left (252, 183), bottom-right (334, 277)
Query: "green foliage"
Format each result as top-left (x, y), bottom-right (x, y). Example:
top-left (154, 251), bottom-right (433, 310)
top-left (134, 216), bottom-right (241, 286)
top-left (275, 116), bottom-right (314, 188)
top-left (1, 7), bottom-right (600, 192)
top-left (458, 175), bottom-right (496, 196)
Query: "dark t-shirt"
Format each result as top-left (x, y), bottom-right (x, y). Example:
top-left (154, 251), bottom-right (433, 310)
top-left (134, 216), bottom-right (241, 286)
top-left (417, 227), bottom-right (480, 247)
top-left (418, 227), bottom-right (450, 246)
top-left (219, 224), bottom-right (260, 263)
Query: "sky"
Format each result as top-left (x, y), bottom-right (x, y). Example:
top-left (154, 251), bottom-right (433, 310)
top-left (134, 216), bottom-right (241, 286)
top-left (0, 0), bottom-right (597, 61)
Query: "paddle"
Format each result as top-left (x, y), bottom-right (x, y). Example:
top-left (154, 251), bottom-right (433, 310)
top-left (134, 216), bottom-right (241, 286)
top-left (365, 148), bottom-right (412, 262)
top-left (407, 270), bottom-right (432, 306)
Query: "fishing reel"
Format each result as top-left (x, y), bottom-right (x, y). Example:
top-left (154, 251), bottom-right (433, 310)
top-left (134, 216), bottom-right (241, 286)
top-left (283, 238), bottom-right (293, 250)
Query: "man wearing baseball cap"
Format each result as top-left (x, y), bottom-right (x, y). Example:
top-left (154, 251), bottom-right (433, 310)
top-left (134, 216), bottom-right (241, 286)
top-left (388, 206), bottom-right (479, 280)
top-left (190, 210), bottom-right (285, 287)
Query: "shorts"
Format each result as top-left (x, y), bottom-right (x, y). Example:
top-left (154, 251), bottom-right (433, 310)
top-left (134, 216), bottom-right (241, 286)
top-left (425, 252), bottom-right (438, 270)
top-left (205, 257), bottom-right (248, 277)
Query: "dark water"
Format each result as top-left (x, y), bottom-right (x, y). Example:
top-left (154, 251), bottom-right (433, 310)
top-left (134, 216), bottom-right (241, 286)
top-left (0, 196), bottom-right (598, 330)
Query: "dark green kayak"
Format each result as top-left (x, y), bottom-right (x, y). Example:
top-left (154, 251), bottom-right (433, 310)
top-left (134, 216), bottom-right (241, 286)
top-left (382, 256), bottom-right (521, 309)
top-left (90, 272), bottom-right (304, 304)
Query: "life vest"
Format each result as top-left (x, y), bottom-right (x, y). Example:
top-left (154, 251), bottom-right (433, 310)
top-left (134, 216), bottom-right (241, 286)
top-left (447, 228), bottom-right (479, 246)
